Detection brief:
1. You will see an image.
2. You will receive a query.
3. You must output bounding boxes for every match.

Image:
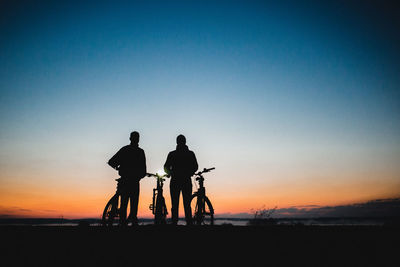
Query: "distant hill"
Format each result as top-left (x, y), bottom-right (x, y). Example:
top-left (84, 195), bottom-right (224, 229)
top-left (217, 197), bottom-right (400, 219)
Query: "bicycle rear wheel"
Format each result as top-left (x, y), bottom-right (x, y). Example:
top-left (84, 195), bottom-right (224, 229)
top-left (190, 193), bottom-right (214, 225)
top-left (102, 194), bottom-right (119, 227)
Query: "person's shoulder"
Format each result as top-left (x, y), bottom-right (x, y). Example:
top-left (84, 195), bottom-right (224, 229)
top-left (119, 145), bottom-right (130, 151)
top-left (128, 145), bottom-right (144, 153)
top-left (168, 150), bottom-right (176, 156)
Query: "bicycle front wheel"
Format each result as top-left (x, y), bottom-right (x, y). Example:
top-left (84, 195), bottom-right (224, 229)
top-left (154, 196), bottom-right (168, 224)
top-left (102, 194), bottom-right (119, 227)
top-left (190, 193), bottom-right (214, 225)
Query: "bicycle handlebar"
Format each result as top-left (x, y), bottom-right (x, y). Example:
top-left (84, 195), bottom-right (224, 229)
top-left (194, 167), bottom-right (215, 176)
top-left (146, 172), bottom-right (170, 178)
top-left (146, 167), bottom-right (214, 178)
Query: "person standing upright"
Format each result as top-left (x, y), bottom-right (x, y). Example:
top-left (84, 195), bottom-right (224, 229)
top-left (108, 131), bottom-right (146, 226)
top-left (164, 134), bottom-right (198, 225)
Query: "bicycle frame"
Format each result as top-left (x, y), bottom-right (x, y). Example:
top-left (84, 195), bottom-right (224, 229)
top-left (195, 176), bottom-right (206, 207)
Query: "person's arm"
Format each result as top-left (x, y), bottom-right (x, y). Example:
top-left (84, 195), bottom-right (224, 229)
top-left (108, 149), bottom-right (122, 170)
top-left (191, 151), bottom-right (198, 175)
top-left (139, 150), bottom-right (147, 179)
top-left (164, 152), bottom-right (172, 176)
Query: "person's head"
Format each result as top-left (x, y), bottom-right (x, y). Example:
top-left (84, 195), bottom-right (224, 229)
top-left (176, 134), bottom-right (186, 145)
top-left (130, 131), bottom-right (140, 144)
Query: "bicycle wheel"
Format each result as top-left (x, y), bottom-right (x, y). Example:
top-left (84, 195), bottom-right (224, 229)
top-left (102, 194), bottom-right (119, 227)
top-left (155, 196), bottom-right (168, 224)
top-left (190, 193), bottom-right (214, 225)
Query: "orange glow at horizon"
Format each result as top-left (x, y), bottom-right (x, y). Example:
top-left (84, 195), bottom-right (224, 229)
top-left (1, 169), bottom-right (399, 219)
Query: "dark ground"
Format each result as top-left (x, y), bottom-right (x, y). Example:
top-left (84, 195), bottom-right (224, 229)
top-left (1, 225), bottom-right (399, 266)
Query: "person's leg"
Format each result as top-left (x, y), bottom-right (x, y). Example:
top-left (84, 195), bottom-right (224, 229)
top-left (129, 181), bottom-right (140, 225)
top-left (182, 179), bottom-right (193, 225)
top-left (170, 179), bottom-right (180, 225)
top-left (119, 193), bottom-right (129, 226)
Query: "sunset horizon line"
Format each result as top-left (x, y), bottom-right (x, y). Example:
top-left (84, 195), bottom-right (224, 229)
top-left (1, 196), bottom-right (399, 220)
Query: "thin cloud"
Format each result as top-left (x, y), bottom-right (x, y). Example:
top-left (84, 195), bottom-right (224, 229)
top-left (0, 206), bottom-right (59, 218)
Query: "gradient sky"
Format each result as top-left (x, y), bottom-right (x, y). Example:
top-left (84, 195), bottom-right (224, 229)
top-left (1, 0), bottom-right (399, 218)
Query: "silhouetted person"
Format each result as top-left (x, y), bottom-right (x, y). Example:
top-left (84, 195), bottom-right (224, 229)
top-left (164, 134), bottom-right (198, 225)
top-left (108, 131), bottom-right (146, 226)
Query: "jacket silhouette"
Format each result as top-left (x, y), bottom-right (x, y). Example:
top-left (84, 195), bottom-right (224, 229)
top-left (164, 135), bottom-right (198, 225)
top-left (108, 131), bottom-right (146, 225)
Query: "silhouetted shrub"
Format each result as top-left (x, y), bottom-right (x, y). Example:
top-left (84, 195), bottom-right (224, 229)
top-left (247, 206), bottom-right (277, 226)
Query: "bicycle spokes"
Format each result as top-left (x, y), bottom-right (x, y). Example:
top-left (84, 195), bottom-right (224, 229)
top-left (102, 194), bottom-right (121, 227)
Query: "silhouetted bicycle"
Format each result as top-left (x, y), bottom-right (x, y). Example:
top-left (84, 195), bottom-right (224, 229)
top-left (102, 178), bottom-right (124, 227)
top-left (191, 167), bottom-right (215, 225)
top-left (147, 172), bottom-right (169, 224)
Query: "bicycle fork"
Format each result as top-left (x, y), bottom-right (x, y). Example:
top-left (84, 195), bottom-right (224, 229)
top-left (149, 188), bottom-right (157, 215)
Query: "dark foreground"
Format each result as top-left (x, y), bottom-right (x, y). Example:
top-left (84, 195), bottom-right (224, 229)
top-left (1, 225), bottom-right (399, 266)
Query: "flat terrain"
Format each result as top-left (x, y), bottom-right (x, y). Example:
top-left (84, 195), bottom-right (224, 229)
top-left (1, 225), bottom-right (399, 266)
